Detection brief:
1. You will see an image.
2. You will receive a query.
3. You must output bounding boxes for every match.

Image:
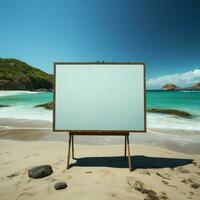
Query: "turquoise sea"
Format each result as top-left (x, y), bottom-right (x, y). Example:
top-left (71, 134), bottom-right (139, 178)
top-left (147, 90), bottom-right (200, 116)
top-left (0, 90), bottom-right (200, 131)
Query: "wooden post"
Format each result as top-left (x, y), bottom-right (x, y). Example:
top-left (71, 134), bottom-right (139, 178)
top-left (126, 134), bottom-right (132, 172)
top-left (66, 133), bottom-right (132, 172)
top-left (67, 134), bottom-right (72, 169)
top-left (72, 135), bottom-right (75, 159)
top-left (124, 135), bottom-right (127, 160)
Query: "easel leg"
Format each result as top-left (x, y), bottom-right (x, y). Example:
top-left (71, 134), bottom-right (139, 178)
top-left (72, 135), bottom-right (75, 159)
top-left (124, 135), bottom-right (127, 160)
top-left (67, 134), bottom-right (72, 169)
top-left (126, 135), bottom-right (132, 172)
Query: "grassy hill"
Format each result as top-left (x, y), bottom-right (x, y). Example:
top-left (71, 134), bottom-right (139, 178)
top-left (0, 58), bottom-right (53, 90)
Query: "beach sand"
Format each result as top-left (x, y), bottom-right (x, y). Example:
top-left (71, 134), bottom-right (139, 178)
top-left (0, 140), bottom-right (200, 200)
top-left (0, 118), bottom-right (200, 200)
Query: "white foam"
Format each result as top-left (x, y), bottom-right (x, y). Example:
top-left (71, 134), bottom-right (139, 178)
top-left (0, 90), bottom-right (41, 97)
top-left (0, 102), bottom-right (200, 131)
top-left (178, 90), bottom-right (200, 93)
top-left (0, 106), bottom-right (52, 121)
top-left (148, 113), bottom-right (200, 131)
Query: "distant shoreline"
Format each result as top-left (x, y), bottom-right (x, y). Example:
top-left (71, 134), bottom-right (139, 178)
top-left (1, 89), bottom-right (199, 92)
top-left (0, 89), bottom-right (52, 92)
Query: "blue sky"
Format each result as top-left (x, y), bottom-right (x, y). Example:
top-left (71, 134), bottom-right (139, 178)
top-left (0, 0), bottom-right (200, 88)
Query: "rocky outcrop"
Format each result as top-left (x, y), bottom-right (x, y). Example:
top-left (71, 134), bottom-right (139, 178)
top-left (162, 84), bottom-right (180, 90)
top-left (35, 102), bottom-right (53, 110)
top-left (32, 88), bottom-right (53, 92)
top-left (162, 82), bottom-right (200, 91)
top-left (185, 82), bottom-right (200, 90)
top-left (0, 104), bottom-right (10, 107)
top-left (147, 108), bottom-right (192, 118)
top-left (0, 58), bottom-right (53, 90)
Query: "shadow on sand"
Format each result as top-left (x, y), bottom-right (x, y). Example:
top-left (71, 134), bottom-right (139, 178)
top-left (69, 156), bottom-right (193, 170)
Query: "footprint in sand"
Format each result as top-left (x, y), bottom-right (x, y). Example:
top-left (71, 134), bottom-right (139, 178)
top-left (16, 192), bottom-right (35, 200)
top-left (195, 171), bottom-right (200, 176)
top-left (138, 169), bottom-right (151, 176)
top-left (176, 166), bottom-right (190, 174)
top-left (192, 161), bottom-right (197, 166)
top-left (161, 180), bottom-right (177, 188)
top-left (181, 178), bottom-right (200, 189)
top-left (7, 171), bottom-right (20, 179)
top-left (189, 191), bottom-right (194, 196)
top-left (24, 153), bottom-right (39, 159)
top-left (182, 178), bottom-right (193, 184)
top-left (4, 161), bottom-right (11, 165)
top-left (156, 172), bottom-right (171, 180)
top-left (46, 177), bottom-right (57, 182)
top-left (16, 178), bottom-right (32, 190)
top-left (126, 179), bottom-right (169, 200)
top-left (126, 176), bottom-right (135, 188)
top-left (85, 171), bottom-right (92, 174)
top-left (0, 151), bottom-right (11, 156)
top-left (22, 186), bottom-right (35, 191)
top-left (109, 192), bottom-right (117, 198)
top-left (67, 175), bottom-right (73, 179)
top-left (61, 169), bottom-right (68, 173)
top-left (99, 169), bottom-right (113, 175)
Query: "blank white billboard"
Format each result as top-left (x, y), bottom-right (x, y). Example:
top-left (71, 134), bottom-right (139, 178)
top-left (53, 62), bottom-right (146, 133)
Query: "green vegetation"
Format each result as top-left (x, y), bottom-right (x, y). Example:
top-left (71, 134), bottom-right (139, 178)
top-left (0, 58), bottom-right (53, 90)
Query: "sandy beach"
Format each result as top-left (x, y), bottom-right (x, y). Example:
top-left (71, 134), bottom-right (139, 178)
top-left (0, 140), bottom-right (200, 200)
top-left (0, 118), bottom-right (200, 200)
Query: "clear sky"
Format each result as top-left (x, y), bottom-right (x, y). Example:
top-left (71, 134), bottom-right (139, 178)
top-left (0, 0), bottom-right (200, 87)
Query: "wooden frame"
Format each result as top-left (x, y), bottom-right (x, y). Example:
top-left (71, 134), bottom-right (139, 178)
top-left (53, 62), bottom-right (146, 133)
top-left (53, 62), bottom-right (146, 171)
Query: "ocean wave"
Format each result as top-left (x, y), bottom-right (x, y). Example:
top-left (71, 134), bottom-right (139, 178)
top-left (0, 90), bottom-right (41, 97)
top-left (147, 113), bottom-right (200, 131)
top-left (0, 106), bottom-right (52, 121)
top-left (0, 105), bottom-right (200, 131)
top-left (178, 90), bottom-right (200, 93)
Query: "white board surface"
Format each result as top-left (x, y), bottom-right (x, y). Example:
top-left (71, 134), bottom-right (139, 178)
top-left (54, 63), bottom-right (146, 132)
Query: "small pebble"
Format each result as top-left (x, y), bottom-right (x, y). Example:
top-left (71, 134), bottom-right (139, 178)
top-left (54, 182), bottom-right (67, 190)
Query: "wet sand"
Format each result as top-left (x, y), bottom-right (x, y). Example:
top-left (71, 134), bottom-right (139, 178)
top-left (0, 118), bottom-right (200, 154)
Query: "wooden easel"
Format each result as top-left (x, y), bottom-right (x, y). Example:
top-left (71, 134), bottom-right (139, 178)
top-left (66, 132), bottom-right (132, 172)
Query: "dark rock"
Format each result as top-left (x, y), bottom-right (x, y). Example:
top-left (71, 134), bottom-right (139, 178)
top-left (32, 88), bottom-right (53, 92)
top-left (54, 182), bottom-right (67, 190)
top-left (28, 165), bottom-right (53, 179)
top-left (147, 108), bottom-right (192, 118)
top-left (35, 102), bottom-right (53, 110)
top-left (0, 104), bottom-right (10, 107)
